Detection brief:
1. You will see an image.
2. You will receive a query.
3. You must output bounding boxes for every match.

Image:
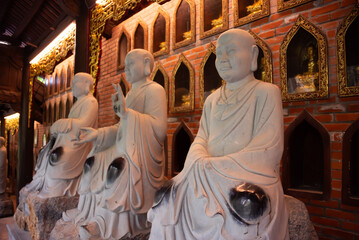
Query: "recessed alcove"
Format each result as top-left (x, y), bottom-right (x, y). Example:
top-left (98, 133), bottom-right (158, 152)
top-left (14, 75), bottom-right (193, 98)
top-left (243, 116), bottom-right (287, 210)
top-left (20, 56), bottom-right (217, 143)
top-left (249, 30), bottom-right (273, 83)
top-left (171, 54), bottom-right (194, 113)
top-left (54, 73), bottom-right (58, 94)
top-left (59, 101), bottom-right (63, 119)
top-left (199, 43), bottom-right (222, 107)
top-left (173, 0), bottom-right (195, 49)
top-left (282, 110), bottom-right (330, 200)
top-left (66, 65), bottom-right (72, 89)
top-left (200, 0), bottom-right (228, 39)
top-left (337, 5), bottom-right (359, 97)
top-left (151, 62), bottom-right (169, 105)
top-left (172, 121), bottom-right (194, 176)
top-left (49, 76), bottom-right (53, 96)
top-left (48, 104), bottom-right (52, 124)
top-left (280, 15), bottom-right (328, 101)
top-left (152, 8), bottom-right (170, 57)
top-left (65, 96), bottom-right (71, 118)
top-left (233, 0), bottom-right (270, 27)
top-left (118, 30), bottom-right (130, 70)
top-left (53, 103), bottom-right (57, 123)
top-left (133, 21), bottom-right (147, 50)
top-left (342, 118), bottom-right (359, 206)
top-left (60, 68), bottom-right (65, 92)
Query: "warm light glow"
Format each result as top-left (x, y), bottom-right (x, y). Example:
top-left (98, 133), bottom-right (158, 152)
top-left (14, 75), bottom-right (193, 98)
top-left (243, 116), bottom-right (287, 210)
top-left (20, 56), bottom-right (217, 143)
top-left (0, 41), bottom-right (10, 45)
top-left (4, 113), bottom-right (20, 120)
top-left (30, 22), bottom-right (76, 64)
top-left (96, 0), bottom-right (108, 6)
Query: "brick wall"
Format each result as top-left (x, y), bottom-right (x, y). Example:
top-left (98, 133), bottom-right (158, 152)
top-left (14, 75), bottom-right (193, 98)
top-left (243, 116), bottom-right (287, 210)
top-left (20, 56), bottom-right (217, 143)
top-left (96, 0), bottom-right (359, 238)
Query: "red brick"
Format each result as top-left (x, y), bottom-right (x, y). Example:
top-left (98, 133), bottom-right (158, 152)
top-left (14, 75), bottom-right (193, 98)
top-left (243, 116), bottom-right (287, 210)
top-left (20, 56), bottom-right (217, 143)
top-left (331, 160), bottom-right (342, 170)
top-left (326, 208), bottom-right (356, 221)
top-left (331, 142), bottom-right (342, 151)
top-left (270, 10), bottom-right (293, 21)
top-left (275, 25), bottom-right (292, 35)
top-left (332, 7), bottom-right (353, 20)
top-left (327, 29), bottom-right (336, 38)
top-left (318, 104), bottom-right (345, 113)
top-left (310, 216), bottom-right (340, 228)
top-left (338, 96), bottom-right (359, 102)
top-left (312, 14), bottom-right (331, 24)
top-left (306, 205), bottom-right (324, 215)
top-left (294, 2), bottom-right (314, 13)
top-left (322, 227), bottom-right (355, 240)
top-left (348, 103), bottom-right (359, 112)
top-left (335, 113), bottom-right (359, 122)
top-left (325, 123), bottom-right (350, 131)
top-left (251, 17), bottom-right (270, 28)
top-left (331, 189), bottom-right (341, 199)
top-left (331, 179), bottom-right (342, 190)
top-left (289, 107), bottom-right (314, 115)
top-left (284, 116), bottom-right (296, 123)
top-left (262, 20), bottom-right (284, 31)
top-left (321, 20), bottom-right (340, 30)
top-left (310, 199), bottom-right (339, 208)
top-left (259, 30), bottom-right (275, 39)
top-left (331, 151), bottom-right (342, 160)
top-left (340, 203), bottom-right (359, 211)
top-left (311, 3), bottom-right (340, 17)
top-left (342, 221), bottom-right (359, 232)
top-left (341, 0), bottom-right (357, 8)
top-left (331, 169), bottom-right (342, 179)
top-left (314, 114), bottom-right (333, 123)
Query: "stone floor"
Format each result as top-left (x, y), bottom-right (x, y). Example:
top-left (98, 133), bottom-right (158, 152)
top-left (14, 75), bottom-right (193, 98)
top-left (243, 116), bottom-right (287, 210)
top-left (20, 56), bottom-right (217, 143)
top-left (0, 216), bottom-right (14, 240)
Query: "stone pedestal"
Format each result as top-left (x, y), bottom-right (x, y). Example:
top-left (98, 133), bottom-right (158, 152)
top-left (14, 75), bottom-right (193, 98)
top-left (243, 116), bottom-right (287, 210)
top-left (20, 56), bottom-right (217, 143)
top-left (15, 192), bottom-right (79, 240)
top-left (0, 193), bottom-right (14, 217)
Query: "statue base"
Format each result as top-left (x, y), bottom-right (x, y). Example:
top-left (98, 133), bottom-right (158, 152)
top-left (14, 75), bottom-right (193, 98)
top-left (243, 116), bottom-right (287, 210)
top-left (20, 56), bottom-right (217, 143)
top-left (15, 192), bottom-right (79, 240)
top-left (0, 193), bottom-right (14, 217)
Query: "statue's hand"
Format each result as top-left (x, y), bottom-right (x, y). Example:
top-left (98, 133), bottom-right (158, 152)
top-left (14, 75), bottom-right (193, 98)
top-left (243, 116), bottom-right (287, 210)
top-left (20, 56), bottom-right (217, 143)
top-left (50, 119), bottom-right (71, 134)
top-left (72, 127), bottom-right (98, 145)
top-left (112, 83), bottom-right (128, 119)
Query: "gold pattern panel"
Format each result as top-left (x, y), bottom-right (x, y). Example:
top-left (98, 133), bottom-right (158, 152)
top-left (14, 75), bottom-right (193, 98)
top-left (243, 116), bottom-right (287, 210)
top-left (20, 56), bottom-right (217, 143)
top-left (117, 28), bottom-right (131, 70)
top-left (280, 15), bottom-right (328, 102)
top-left (200, 0), bottom-right (229, 39)
top-left (151, 62), bottom-right (169, 104)
top-left (133, 20), bottom-right (148, 50)
top-left (277, 0), bottom-right (312, 12)
top-left (337, 4), bottom-right (359, 97)
top-left (171, 54), bottom-right (195, 113)
top-left (173, 0), bottom-right (196, 50)
top-left (151, 7), bottom-right (170, 57)
top-left (233, 0), bottom-right (270, 27)
top-left (249, 30), bottom-right (273, 83)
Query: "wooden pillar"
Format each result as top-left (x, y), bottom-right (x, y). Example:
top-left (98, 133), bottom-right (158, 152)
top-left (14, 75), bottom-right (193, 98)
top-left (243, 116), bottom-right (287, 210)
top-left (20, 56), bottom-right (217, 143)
top-left (17, 47), bottom-right (34, 202)
top-left (0, 112), bottom-right (5, 138)
top-left (74, 0), bottom-right (90, 74)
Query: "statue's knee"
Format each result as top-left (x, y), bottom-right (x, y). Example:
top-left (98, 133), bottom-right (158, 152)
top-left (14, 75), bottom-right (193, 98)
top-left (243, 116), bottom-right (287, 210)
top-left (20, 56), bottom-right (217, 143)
top-left (106, 157), bottom-right (125, 187)
top-left (49, 147), bottom-right (64, 165)
top-left (83, 156), bottom-right (95, 174)
top-left (229, 183), bottom-right (269, 225)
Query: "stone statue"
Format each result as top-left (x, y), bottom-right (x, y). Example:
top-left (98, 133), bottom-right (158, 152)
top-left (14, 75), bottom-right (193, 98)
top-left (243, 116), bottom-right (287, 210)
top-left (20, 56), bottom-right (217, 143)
top-left (22, 72), bottom-right (98, 199)
top-left (148, 29), bottom-right (289, 239)
top-left (0, 137), bottom-right (7, 195)
top-left (62, 49), bottom-right (167, 239)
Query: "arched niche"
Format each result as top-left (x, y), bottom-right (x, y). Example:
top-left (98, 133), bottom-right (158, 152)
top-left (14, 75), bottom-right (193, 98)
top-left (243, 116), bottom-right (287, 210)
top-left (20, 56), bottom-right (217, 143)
top-left (119, 75), bottom-right (130, 97)
top-left (60, 67), bottom-right (65, 92)
top-left (171, 54), bottom-right (195, 113)
top-left (249, 30), bottom-right (273, 83)
top-left (59, 100), bottom-right (64, 119)
top-left (152, 8), bottom-right (170, 57)
top-left (233, 0), bottom-right (270, 27)
top-left (66, 64), bottom-right (72, 89)
top-left (48, 104), bottom-right (52, 124)
top-left (43, 105), bottom-right (47, 125)
top-left (277, 0), bottom-right (312, 12)
top-left (172, 121), bottom-right (194, 176)
top-left (282, 110), bottom-right (330, 200)
top-left (54, 73), bottom-right (59, 94)
top-left (65, 96), bottom-right (71, 118)
top-left (342, 117), bottom-right (359, 206)
top-left (133, 20), bottom-right (148, 50)
top-left (151, 62), bottom-right (169, 105)
top-left (337, 5), bottom-right (359, 97)
top-left (53, 102), bottom-right (58, 123)
top-left (200, 0), bottom-right (228, 39)
top-left (173, 0), bottom-right (196, 49)
top-left (199, 43), bottom-right (223, 108)
top-left (118, 29), bottom-right (131, 70)
top-left (49, 76), bottom-right (53, 96)
top-left (280, 15), bottom-right (328, 102)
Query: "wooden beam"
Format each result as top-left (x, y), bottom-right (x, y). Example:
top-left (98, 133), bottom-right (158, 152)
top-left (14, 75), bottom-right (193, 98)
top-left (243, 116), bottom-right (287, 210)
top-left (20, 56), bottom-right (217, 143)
top-left (12, 0), bottom-right (46, 39)
top-left (0, 0), bottom-right (12, 26)
top-left (59, 0), bottom-right (81, 18)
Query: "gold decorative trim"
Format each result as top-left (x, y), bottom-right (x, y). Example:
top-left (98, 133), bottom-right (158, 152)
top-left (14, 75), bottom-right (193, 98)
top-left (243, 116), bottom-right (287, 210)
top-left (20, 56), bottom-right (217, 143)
top-left (117, 27), bottom-right (131, 70)
top-left (233, 0), bottom-right (270, 27)
top-left (132, 19), bottom-right (148, 50)
top-left (199, 42), bottom-right (216, 108)
top-left (280, 15), bottom-right (328, 102)
top-left (337, 4), bottom-right (359, 97)
top-left (150, 61), bottom-right (169, 104)
top-left (200, 0), bottom-right (228, 39)
top-left (249, 30), bottom-right (273, 83)
top-left (173, 0), bottom-right (196, 50)
top-left (151, 7), bottom-right (170, 57)
top-left (277, 0), bottom-right (312, 12)
top-left (171, 54), bottom-right (195, 113)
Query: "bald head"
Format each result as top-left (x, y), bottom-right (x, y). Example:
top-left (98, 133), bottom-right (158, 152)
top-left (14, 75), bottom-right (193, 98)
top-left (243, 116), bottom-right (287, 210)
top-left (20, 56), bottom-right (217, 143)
top-left (218, 29), bottom-right (256, 49)
top-left (127, 49), bottom-right (154, 73)
top-left (72, 73), bottom-right (94, 98)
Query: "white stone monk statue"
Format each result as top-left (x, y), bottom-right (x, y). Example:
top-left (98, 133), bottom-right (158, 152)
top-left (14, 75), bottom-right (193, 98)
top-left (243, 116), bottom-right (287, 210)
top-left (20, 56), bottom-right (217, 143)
top-left (63, 49), bottom-right (167, 239)
top-left (148, 29), bottom-right (289, 240)
top-left (0, 137), bottom-right (7, 195)
top-left (22, 72), bottom-right (98, 198)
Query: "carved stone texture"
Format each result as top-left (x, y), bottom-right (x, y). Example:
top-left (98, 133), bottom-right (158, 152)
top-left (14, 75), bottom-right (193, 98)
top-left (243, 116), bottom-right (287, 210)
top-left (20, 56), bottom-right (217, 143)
top-left (26, 192), bottom-right (79, 240)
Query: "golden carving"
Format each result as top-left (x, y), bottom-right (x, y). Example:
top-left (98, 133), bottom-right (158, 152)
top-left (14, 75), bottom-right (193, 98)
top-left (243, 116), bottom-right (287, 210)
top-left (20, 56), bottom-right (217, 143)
top-left (233, 0), bottom-right (270, 27)
top-left (173, 0), bottom-right (196, 50)
top-left (277, 0), bottom-right (312, 12)
top-left (200, 0), bottom-right (228, 39)
top-left (151, 7), bottom-right (170, 57)
top-left (150, 62), bottom-right (169, 104)
top-left (249, 30), bottom-right (273, 83)
top-left (280, 15), bottom-right (328, 102)
top-left (171, 54), bottom-right (195, 113)
top-left (132, 19), bottom-right (148, 50)
top-left (337, 4), bottom-right (359, 97)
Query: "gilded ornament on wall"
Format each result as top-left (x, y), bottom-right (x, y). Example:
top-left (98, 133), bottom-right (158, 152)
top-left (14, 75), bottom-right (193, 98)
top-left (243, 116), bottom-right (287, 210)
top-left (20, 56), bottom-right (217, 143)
top-left (200, 0), bottom-right (228, 39)
top-left (151, 7), bottom-right (170, 57)
top-left (233, 0), bottom-right (270, 27)
top-left (173, 0), bottom-right (196, 50)
top-left (277, 0), bottom-right (312, 12)
top-left (280, 15), bottom-right (328, 102)
top-left (337, 4), bottom-right (359, 97)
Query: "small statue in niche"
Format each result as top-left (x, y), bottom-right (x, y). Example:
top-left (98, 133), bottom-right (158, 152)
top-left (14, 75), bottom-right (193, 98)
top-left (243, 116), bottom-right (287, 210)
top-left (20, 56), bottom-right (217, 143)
top-left (211, 15), bottom-right (223, 29)
top-left (63, 49), bottom-right (167, 239)
top-left (247, 0), bottom-right (263, 15)
top-left (175, 88), bottom-right (190, 107)
top-left (148, 29), bottom-right (289, 239)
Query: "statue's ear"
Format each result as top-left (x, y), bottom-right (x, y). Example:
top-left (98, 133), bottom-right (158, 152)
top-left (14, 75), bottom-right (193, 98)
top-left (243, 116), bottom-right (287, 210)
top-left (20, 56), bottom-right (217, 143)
top-left (144, 57), bottom-right (151, 76)
top-left (250, 45), bottom-right (259, 72)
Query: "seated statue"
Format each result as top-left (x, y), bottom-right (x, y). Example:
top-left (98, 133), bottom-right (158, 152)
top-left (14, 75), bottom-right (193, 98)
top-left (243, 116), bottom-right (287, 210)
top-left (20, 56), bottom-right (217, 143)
top-left (148, 29), bottom-right (289, 239)
top-left (63, 49), bottom-right (167, 239)
top-left (22, 72), bottom-right (98, 199)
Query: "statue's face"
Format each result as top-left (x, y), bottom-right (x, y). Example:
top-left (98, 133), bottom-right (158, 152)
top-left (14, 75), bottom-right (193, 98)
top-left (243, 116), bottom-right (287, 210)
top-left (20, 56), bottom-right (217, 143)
top-left (72, 77), bottom-right (87, 98)
top-left (124, 52), bottom-right (146, 84)
top-left (215, 33), bottom-right (253, 83)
